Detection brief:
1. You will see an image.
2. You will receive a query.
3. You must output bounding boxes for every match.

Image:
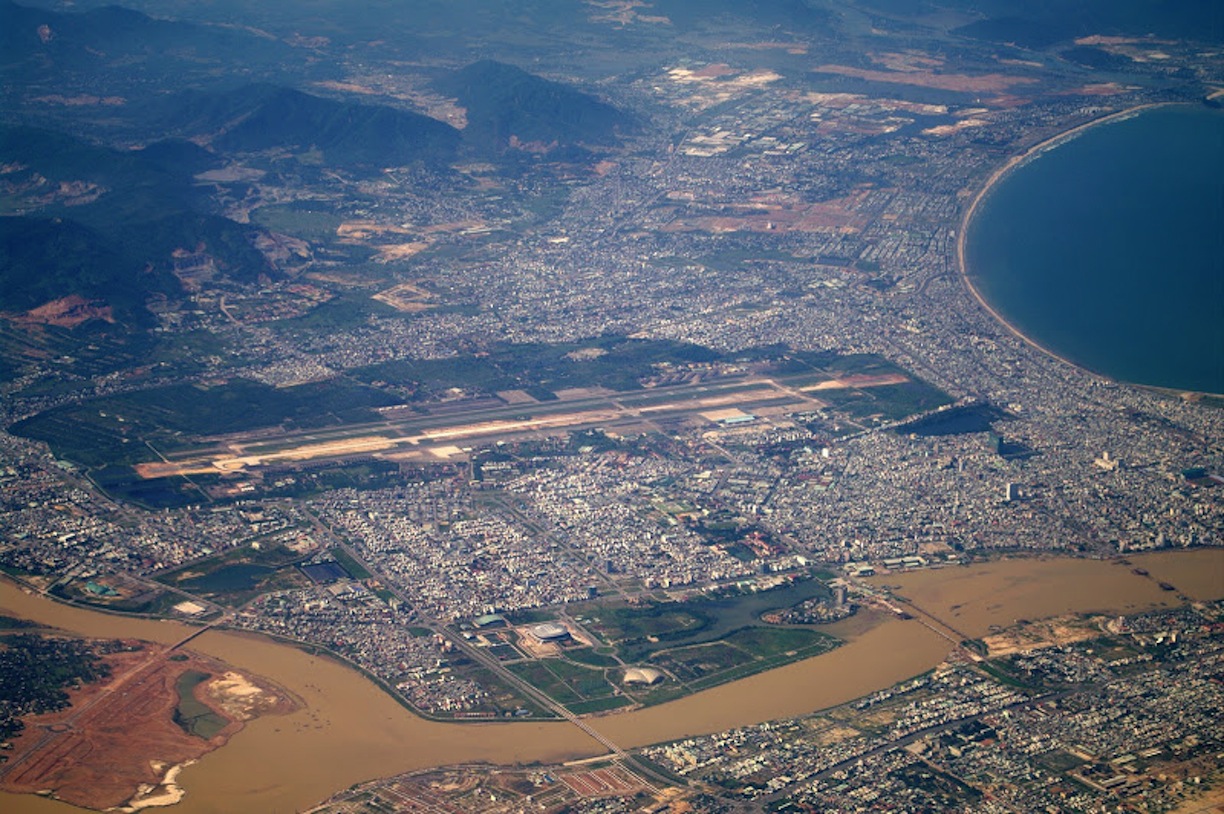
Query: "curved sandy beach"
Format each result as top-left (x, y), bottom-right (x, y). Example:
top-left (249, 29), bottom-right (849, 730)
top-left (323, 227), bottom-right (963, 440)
top-left (956, 102), bottom-right (1177, 382)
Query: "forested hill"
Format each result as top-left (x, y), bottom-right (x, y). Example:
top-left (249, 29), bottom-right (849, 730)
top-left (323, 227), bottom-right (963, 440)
top-left (166, 84), bottom-right (462, 169)
top-left (434, 60), bottom-right (638, 153)
top-left (0, 125), bottom-right (264, 318)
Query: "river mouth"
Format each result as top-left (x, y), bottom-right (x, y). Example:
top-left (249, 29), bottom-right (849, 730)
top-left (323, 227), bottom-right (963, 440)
top-left (3, 548), bottom-right (1221, 814)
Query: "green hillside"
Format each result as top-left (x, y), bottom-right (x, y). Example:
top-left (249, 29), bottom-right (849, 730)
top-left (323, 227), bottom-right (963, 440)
top-left (169, 84), bottom-right (462, 169)
top-left (0, 217), bottom-right (135, 313)
top-left (435, 60), bottom-right (637, 153)
top-left (0, 125), bottom-right (264, 315)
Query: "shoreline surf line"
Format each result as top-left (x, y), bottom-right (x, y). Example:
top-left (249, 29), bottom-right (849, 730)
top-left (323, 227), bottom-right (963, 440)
top-left (954, 101), bottom-right (1224, 397)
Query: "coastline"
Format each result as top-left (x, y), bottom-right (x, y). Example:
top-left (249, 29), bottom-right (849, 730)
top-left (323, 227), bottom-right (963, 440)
top-left (954, 101), bottom-right (1211, 392)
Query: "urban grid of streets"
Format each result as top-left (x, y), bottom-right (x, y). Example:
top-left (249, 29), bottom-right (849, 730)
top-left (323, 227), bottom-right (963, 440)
top-left (1, 12), bottom-right (1223, 814)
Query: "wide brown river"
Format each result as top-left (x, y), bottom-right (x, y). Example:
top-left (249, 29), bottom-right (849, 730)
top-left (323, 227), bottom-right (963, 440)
top-left (3, 548), bottom-right (1221, 813)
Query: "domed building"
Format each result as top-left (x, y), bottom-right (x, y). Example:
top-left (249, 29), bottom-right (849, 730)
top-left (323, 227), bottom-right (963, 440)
top-left (529, 622), bottom-right (570, 643)
top-left (622, 667), bottom-right (665, 686)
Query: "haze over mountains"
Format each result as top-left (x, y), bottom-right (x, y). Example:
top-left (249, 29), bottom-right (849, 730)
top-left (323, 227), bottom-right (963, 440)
top-left (944, 0), bottom-right (1224, 47)
top-left (164, 85), bottom-right (462, 168)
top-left (0, 0), bottom-right (643, 332)
top-left (1, 0), bottom-right (299, 91)
top-left (0, 0), bottom-right (1221, 348)
top-left (434, 60), bottom-right (638, 153)
top-left (0, 124), bottom-right (262, 321)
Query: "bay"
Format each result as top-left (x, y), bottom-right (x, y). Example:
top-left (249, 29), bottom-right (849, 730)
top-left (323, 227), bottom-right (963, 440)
top-left (965, 105), bottom-right (1224, 394)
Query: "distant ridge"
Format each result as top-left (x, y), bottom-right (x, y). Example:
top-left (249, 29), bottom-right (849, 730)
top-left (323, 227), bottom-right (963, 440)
top-left (0, 0), bottom-right (295, 78)
top-left (134, 139), bottom-right (221, 176)
top-left (948, 0), bottom-right (1224, 47)
top-left (168, 84), bottom-right (462, 169)
top-left (434, 60), bottom-right (637, 154)
top-left (654, 0), bottom-right (830, 29)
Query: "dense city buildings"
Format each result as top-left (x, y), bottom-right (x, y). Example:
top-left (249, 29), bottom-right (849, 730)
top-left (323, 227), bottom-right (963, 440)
top-left (1, 1), bottom-right (1222, 811)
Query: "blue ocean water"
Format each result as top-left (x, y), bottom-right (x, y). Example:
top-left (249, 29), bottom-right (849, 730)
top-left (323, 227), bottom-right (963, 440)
top-left (965, 105), bottom-right (1224, 393)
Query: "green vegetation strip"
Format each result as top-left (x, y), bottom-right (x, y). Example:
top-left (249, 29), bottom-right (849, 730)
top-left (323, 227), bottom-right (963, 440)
top-left (567, 696), bottom-right (632, 715)
top-left (329, 548), bottom-right (372, 580)
top-left (564, 649), bottom-right (621, 668)
top-left (653, 626), bottom-right (840, 693)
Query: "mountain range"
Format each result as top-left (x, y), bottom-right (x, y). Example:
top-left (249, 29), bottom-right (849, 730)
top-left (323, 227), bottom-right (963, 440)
top-left (1, 0), bottom-right (298, 87)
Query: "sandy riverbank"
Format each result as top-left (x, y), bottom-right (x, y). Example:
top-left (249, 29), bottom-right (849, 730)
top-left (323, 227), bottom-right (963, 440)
top-left (119, 761), bottom-right (192, 812)
top-left (3, 548), bottom-right (1221, 813)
